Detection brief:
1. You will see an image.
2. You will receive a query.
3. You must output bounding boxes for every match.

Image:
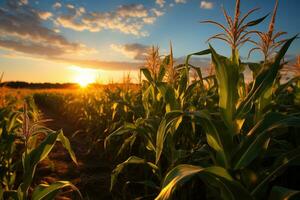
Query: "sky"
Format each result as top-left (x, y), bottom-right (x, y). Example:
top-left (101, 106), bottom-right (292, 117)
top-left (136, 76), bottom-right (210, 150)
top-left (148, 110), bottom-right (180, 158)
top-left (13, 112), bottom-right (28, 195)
top-left (0, 0), bottom-right (299, 84)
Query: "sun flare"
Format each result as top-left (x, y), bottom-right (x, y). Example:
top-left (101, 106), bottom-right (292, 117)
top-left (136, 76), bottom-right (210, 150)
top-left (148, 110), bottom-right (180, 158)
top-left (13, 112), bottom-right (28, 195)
top-left (70, 66), bottom-right (96, 87)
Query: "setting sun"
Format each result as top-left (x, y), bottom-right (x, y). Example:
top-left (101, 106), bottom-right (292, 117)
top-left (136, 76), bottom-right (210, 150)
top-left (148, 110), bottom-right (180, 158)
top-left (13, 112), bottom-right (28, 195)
top-left (70, 66), bottom-right (96, 87)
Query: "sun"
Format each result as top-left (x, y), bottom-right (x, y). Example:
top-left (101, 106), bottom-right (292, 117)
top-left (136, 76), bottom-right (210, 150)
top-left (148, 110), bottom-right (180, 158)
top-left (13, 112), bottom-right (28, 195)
top-left (70, 66), bottom-right (96, 88)
top-left (76, 74), bottom-right (94, 87)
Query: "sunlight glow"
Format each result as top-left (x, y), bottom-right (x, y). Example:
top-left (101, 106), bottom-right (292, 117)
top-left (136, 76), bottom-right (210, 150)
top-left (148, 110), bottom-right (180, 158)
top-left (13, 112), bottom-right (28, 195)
top-left (70, 66), bottom-right (96, 87)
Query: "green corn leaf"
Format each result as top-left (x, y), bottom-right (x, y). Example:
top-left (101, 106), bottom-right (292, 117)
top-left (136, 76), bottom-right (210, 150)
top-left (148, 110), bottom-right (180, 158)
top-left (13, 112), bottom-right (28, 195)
top-left (1, 190), bottom-right (18, 200)
top-left (104, 123), bottom-right (136, 150)
top-left (209, 45), bottom-right (239, 131)
top-left (57, 130), bottom-right (77, 165)
top-left (32, 181), bottom-right (82, 200)
top-left (236, 35), bottom-right (298, 119)
top-left (157, 83), bottom-right (179, 111)
top-left (182, 81), bottom-right (198, 100)
top-left (141, 68), bottom-right (154, 83)
top-left (177, 69), bottom-right (188, 98)
top-left (185, 49), bottom-right (211, 68)
top-left (247, 62), bottom-right (261, 79)
top-left (158, 64), bottom-right (166, 82)
top-left (184, 49), bottom-right (211, 91)
top-left (190, 66), bottom-right (204, 87)
top-left (245, 14), bottom-right (269, 27)
top-left (252, 147), bottom-right (300, 196)
top-left (232, 112), bottom-right (300, 170)
top-left (155, 111), bottom-right (183, 164)
top-left (268, 186), bottom-right (300, 200)
top-left (155, 164), bottom-right (253, 200)
top-left (0, 186), bottom-right (3, 200)
top-left (21, 130), bottom-right (77, 193)
top-left (190, 111), bottom-right (233, 168)
top-left (116, 133), bottom-right (137, 157)
top-left (111, 156), bottom-right (159, 191)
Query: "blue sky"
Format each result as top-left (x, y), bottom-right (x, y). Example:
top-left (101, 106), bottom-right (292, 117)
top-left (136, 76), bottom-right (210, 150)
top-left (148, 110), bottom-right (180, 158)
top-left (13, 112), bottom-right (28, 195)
top-left (0, 0), bottom-right (299, 83)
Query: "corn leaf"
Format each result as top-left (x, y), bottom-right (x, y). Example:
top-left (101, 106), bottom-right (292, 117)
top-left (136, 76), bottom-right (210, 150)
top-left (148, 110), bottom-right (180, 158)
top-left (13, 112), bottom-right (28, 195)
top-left (190, 111), bottom-right (233, 168)
top-left (252, 147), bottom-right (300, 196)
top-left (268, 186), bottom-right (300, 200)
top-left (21, 130), bottom-right (77, 192)
top-left (236, 35), bottom-right (298, 118)
top-left (141, 68), bottom-right (154, 83)
top-left (111, 156), bottom-right (159, 191)
top-left (156, 111), bottom-right (183, 164)
top-left (232, 112), bottom-right (300, 169)
top-left (32, 181), bottom-right (82, 200)
top-left (209, 45), bottom-right (239, 131)
top-left (155, 164), bottom-right (253, 200)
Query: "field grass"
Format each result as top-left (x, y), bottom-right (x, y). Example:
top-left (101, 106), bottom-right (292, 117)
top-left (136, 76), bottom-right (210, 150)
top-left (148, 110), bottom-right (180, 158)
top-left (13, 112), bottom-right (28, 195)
top-left (1, 0), bottom-right (300, 199)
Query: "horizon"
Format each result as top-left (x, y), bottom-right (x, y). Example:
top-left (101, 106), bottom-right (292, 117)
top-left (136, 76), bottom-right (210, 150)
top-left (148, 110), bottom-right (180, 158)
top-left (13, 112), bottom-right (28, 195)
top-left (0, 0), bottom-right (300, 84)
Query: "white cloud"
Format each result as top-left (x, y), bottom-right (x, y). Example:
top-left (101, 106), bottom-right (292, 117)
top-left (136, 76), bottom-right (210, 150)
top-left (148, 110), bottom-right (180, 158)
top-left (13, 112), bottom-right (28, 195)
top-left (143, 17), bottom-right (156, 24)
top-left (53, 2), bottom-right (62, 9)
top-left (110, 43), bottom-right (150, 60)
top-left (0, 2), bottom-right (93, 57)
top-left (156, 0), bottom-right (165, 8)
top-left (175, 0), bottom-right (187, 4)
top-left (20, 0), bottom-right (28, 5)
top-left (200, 1), bottom-right (213, 9)
top-left (79, 7), bottom-right (85, 14)
top-left (0, 1), bottom-right (144, 71)
top-left (66, 4), bottom-right (75, 9)
top-left (38, 11), bottom-right (52, 20)
top-left (55, 4), bottom-right (163, 37)
top-left (152, 8), bottom-right (164, 17)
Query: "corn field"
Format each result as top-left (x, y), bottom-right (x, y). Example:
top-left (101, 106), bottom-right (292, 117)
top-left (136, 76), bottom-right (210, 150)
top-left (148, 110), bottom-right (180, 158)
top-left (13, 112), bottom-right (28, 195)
top-left (1, 0), bottom-right (300, 199)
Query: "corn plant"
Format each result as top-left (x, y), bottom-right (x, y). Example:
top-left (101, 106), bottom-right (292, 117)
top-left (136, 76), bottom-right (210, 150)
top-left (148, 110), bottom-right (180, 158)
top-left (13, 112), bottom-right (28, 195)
top-left (154, 0), bottom-right (300, 199)
top-left (106, 42), bottom-right (218, 199)
top-left (0, 100), bottom-right (82, 200)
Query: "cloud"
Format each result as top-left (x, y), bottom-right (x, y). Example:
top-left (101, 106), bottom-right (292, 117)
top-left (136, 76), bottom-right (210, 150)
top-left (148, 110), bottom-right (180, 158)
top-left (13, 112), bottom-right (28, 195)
top-left (111, 43), bottom-right (150, 60)
top-left (38, 11), bottom-right (52, 20)
top-left (54, 4), bottom-right (162, 37)
top-left (20, 0), bottom-right (28, 5)
top-left (117, 4), bottom-right (148, 18)
top-left (0, 1), bottom-right (93, 57)
top-left (156, 0), bottom-right (165, 8)
top-left (66, 4), bottom-right (75, 10)
top-left (151, 8), bottom-right (164, 17)
top-left (143, 17), bottom-right (157, 24)
top-left (53, 2), bottom-right (62, 9)
top-left (200, 1), bottom-right (213, 9)
top-left (0, 0), bottom-right (148, 72)
top-left (175, 0), bottom-right (187, 4)
top-left (2, 52), bottom-right (143, 71)
top-left (56, 15), bottom-right (99, 32)
top-left (0, 38), bottom-right (66, 57)
top-left (59, 58), bottom-right (142, 71)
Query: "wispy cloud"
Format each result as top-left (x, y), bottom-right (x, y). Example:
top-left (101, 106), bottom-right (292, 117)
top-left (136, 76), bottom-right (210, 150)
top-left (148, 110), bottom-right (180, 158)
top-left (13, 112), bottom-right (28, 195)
top-left (53, 2), bottom-right (62, 9)
top-left (54, 3), bottom-right (164, 37)
top-left (2, 52), bottom-right (143, 71)
top-left (152, 8), bottom-right (164, 16)
top-left (200, 1), bottom-right (214, 9)
top-left (0, 0), bottom-right (146, 71)
top-left (37, 11), bottom-right (53, 20)
top-left (175, 0), bottom-right (187, 4)
top-left (0, 0), bottom-right (93, 57)
top-left (20, 0), bottom-right (28, 5)
top-left (60, 58), bottom-right (142, 71)
top-left (111, 43), bottom-right (150, 60)
top-left (156, 0), bottom-right (166, 8)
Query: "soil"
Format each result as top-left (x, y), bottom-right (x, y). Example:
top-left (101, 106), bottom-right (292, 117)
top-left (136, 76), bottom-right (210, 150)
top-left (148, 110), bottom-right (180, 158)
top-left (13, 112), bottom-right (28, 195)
top-left (35, 104), bottom-right (113, 200)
